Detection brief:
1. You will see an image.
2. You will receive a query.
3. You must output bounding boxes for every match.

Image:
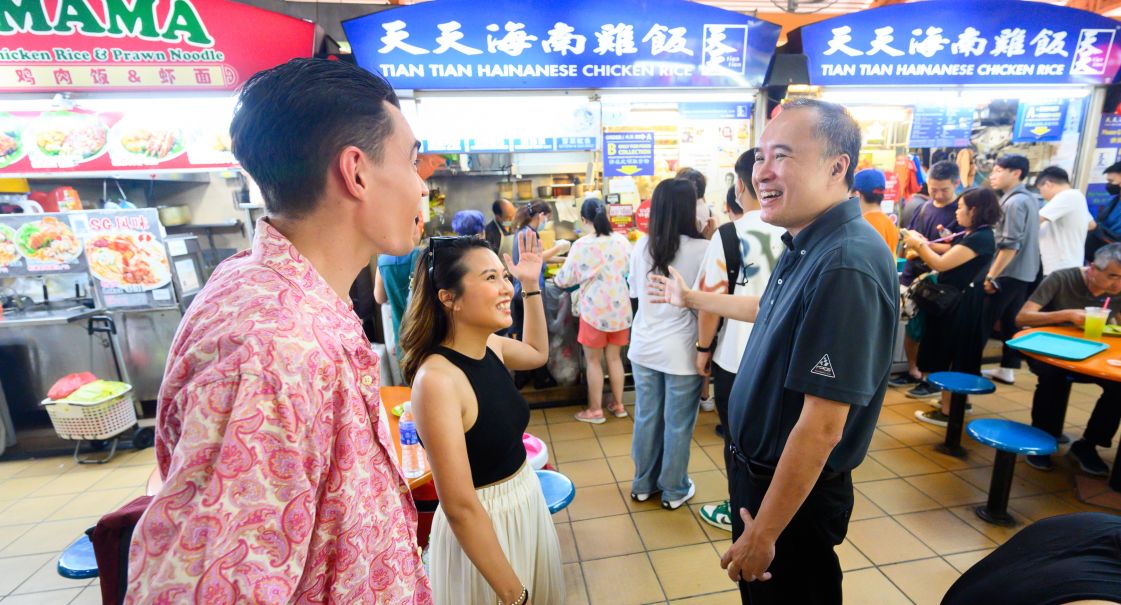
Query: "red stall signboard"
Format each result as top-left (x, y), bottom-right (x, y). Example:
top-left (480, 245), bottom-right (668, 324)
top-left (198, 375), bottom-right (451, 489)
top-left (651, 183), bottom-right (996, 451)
top-left (0, 106), bottom-right (237, 173)
top-left (0, 0), bottom-right (316, 92)
top-left (635, 199), bottom-right (651, 233)
top-left (607, 203), bottom-right (634, 234)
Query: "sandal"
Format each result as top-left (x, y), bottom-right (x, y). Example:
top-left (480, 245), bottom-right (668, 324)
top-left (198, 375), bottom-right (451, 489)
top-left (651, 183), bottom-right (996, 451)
top-left (606, 401), bottom-right (628, 418)
top-left (575, 409), bottom-right (606, 424)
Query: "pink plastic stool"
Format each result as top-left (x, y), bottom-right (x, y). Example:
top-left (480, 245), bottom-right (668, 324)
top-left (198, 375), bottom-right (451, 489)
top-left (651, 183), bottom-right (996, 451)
top-left (523, 433), bottom-right (549, 470)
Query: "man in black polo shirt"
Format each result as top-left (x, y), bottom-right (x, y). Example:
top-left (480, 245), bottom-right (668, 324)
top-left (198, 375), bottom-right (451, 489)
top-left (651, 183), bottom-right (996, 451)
top-left (648, 98), bottom-right (897, 604)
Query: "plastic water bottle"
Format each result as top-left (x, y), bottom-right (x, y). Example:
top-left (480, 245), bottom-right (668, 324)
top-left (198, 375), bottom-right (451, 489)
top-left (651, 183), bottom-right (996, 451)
top-left (399, 402), bottom-right (426, 479)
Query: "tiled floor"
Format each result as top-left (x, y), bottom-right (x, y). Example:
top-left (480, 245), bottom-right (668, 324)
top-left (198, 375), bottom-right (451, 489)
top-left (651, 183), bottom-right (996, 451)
top-left (0, 363), bottom-right (1116, 604)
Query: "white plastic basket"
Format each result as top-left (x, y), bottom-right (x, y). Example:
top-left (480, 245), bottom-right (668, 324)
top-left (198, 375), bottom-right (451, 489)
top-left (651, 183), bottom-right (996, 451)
top-left (40, 388), bottom-right (138, 441)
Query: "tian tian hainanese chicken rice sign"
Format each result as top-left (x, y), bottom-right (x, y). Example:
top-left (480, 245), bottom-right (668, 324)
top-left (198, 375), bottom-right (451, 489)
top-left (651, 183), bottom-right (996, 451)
top-left (0, 0), bottom-right (316, 91)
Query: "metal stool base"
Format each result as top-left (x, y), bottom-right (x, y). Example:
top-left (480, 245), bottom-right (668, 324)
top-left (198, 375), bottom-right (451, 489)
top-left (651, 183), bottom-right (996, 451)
top-left (974, 504), bottom-right (1016, 527)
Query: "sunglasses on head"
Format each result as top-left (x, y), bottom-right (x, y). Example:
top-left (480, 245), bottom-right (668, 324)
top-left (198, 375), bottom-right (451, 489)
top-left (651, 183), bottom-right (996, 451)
top-left (425, 236), bottom-right (467, 291)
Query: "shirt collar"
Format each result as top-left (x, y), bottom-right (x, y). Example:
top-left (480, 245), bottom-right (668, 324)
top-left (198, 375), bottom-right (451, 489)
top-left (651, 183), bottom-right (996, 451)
top-left (782, 197), bottom-right (863, 251)
top-left (252, 217), bottom-right (355, 317)
top-left (1001, 183), bottom-right (1030, 201)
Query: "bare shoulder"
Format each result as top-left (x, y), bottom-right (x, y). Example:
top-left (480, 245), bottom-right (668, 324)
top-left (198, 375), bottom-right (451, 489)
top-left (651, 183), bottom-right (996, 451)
top-left (485, 334), bottom-right (507, 363)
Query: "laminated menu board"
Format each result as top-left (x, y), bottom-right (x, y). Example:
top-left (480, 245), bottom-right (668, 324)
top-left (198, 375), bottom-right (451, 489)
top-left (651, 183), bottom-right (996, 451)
top-left (0, 212), bottom-right (88, 275)
top-left (66, 209), bottom-right (175, 308)
top-left (0, 107), bottom-right (237, 175)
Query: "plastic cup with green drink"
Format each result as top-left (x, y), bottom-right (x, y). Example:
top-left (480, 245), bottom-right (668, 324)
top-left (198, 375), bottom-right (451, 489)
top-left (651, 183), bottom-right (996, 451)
top-left (1084, 306), bottom-right (1111, 340)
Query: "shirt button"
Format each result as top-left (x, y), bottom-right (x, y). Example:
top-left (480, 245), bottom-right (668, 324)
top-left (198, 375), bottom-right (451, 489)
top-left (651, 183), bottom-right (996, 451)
top-left (777, 278), bottom-right (783, 285)
top-left (399, 483), bottom-right (409, 494)
top-left (362, 375), bottom-right (374, 387)
top-left (800, 250), bottom-right (807, 256)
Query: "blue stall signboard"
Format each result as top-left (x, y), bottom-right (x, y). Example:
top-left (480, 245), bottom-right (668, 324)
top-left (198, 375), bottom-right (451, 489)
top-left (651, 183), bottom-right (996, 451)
top-left (1087, 114), bottom-right (1121, 216)
top-left (1012, 100), bottom-right (1067, 143)
top-left (604, 132), bottom-right (654, 177)
top-left (343, 0), bottom-right (780, 89)
top-left (909, 105), bottom-right (974, 148)
top-left (678, 102), bottom-right (752, 120)
top-left (802, 0), bottom-right (1121, 86)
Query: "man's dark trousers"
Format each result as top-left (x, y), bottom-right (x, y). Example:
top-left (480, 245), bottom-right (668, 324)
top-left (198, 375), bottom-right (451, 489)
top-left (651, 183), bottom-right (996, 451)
top-left (985, 277), bottom-right (1034, 369)
top-left (713, 365), bottom-right (735, 471)
top-left (1028, 357), bottom-right (1121, 448)
top-left (728, 456), bottom-right (853, 605)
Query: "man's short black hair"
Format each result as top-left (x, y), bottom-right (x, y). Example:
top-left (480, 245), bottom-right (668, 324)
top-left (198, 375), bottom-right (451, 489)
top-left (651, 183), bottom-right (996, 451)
top-left (1035, 166), bottom-right (1070, 187)
top-left (676, 167), bottom-right (706, 199)
top-left (230, 58), bottom-right (401, 218)
top-left (492, 199), bottom-right (506, 217)
top-left (734, 149), bottom-right (757, 201)
top-left (996, 154), bottom-right (1030, 182)
top-left (928, 160), bottom-right (960, 183)
top-left (1105, 161), bottom-right (1121, 176)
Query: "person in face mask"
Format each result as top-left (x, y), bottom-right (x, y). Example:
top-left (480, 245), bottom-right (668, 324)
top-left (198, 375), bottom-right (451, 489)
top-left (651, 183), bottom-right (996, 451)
top-left (1086, 162), bottom-right (1121, 262)
top-left (509, 200), bottom-right (570, 340)
top-left (485, 198), bottom-right (516, 257)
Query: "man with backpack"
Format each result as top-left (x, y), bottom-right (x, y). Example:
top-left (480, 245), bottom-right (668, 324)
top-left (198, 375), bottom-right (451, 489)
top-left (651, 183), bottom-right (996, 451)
top-left (694, 149), bottom-right (786, 532)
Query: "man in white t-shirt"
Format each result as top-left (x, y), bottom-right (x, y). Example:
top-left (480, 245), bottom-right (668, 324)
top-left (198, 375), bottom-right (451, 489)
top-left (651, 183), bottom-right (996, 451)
top-left (693, 149), bottom-right (786, 532)
top-left (1037, 166), bottom-right (1096, 276)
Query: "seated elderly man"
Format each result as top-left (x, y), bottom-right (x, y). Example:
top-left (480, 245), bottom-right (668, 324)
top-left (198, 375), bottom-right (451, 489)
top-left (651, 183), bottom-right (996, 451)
top-left (1016, 243), bottom-right (1121, 474)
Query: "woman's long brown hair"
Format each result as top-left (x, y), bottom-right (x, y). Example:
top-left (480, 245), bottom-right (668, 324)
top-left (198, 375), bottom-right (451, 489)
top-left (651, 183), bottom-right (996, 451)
top-left (399, 237), bottom-right (494, 383)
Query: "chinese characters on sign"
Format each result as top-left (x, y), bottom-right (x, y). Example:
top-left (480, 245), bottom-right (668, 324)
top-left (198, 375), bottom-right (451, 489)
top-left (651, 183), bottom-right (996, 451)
top-left (380, 19), bottom-right (701, 58)
top-left (803, 0), bottom-right (1121, 85)
top-left (0, 0), bottom-right (315, 92)
top-left (343, 0), bottom-right (781, 89)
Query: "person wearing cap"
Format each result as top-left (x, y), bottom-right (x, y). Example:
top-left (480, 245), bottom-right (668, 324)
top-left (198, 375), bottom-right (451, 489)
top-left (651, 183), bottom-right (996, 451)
top-left (853, 168), bottom-right (899, 259)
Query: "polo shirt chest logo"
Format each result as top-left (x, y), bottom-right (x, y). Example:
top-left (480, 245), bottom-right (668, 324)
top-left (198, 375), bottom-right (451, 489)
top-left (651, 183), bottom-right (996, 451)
top-left (811, 354), bottom-right (836, 379)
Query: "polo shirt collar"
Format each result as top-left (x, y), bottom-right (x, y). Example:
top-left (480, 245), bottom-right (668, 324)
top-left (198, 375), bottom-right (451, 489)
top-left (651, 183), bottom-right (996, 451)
top-left (781, 197), bottom-right (862, 252)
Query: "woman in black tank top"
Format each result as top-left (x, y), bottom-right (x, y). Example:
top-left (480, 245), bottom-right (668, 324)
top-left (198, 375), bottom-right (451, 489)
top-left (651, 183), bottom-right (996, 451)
top-left (400, 232), bottom-right (563, 605)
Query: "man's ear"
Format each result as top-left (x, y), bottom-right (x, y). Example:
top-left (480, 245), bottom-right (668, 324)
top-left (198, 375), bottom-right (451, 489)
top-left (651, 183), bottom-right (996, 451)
top-left (336, 146), bottom-right (368, 201)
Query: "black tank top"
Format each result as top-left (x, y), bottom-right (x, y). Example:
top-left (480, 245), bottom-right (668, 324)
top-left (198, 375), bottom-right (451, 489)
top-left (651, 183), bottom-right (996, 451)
top-left (434, 346), bottom-right (529, 487)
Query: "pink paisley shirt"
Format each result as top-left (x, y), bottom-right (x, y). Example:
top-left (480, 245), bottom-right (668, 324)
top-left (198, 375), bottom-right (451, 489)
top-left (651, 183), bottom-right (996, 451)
top-left (126, 219), bottom-right (432, 604)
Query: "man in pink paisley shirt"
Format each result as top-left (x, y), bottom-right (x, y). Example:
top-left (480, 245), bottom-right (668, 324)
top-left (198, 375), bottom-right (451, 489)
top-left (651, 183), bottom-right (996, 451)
top-left (125, 59), bottom-right (433, 604)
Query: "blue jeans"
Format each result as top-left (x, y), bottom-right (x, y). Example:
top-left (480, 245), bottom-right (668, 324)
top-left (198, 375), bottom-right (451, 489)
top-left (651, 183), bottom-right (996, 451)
top-left (630, 363), bottom-right (703, 502)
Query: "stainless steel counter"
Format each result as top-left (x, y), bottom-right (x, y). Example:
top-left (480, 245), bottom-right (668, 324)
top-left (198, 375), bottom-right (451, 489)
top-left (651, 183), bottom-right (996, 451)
top-left (0, 306), bottom-right (103, 328)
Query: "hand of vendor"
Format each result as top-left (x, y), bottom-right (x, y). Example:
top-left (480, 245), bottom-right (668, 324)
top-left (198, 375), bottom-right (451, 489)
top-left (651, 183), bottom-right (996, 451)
top-left (505, 230), bottom-right (544, 286)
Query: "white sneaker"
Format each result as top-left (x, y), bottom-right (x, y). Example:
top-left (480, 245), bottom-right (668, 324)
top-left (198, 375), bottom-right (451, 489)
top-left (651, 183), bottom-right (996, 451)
top-left (981, 368), bottom-right (1015, 385)
top-left (699, 397), bottom-right (715, 412)
top-left (662, 479), bottom-right (696, 510)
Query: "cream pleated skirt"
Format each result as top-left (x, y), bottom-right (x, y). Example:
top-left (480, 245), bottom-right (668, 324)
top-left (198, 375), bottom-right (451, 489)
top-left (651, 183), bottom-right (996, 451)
top-left (430, 463), bottom-right (565, 605)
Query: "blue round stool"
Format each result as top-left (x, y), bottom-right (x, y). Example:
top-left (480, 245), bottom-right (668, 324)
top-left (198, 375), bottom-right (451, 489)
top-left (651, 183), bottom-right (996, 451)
top-left (536, 469), bottom-right (575, 515)
top-left (967, 419), bottom-right (1057, 526)
top-left (927, 372), bottom-right (996, 458)
top-left (57, 533), bottom-right (98, 579)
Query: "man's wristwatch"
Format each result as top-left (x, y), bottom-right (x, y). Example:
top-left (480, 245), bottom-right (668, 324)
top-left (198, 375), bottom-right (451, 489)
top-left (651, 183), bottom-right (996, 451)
top-left (522, 289), bottom-right (541, 299)
top-left (696, 341), bottom-right (714, 353)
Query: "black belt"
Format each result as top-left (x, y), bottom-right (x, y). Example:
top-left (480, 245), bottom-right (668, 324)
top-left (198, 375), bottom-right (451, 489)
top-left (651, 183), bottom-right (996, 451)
top-left (728, 443), bottom-right (843, 482)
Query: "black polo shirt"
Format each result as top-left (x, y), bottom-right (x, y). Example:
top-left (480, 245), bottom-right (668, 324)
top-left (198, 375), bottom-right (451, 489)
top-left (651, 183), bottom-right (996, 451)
top-left (729, 197), bottom-right (898, 473)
